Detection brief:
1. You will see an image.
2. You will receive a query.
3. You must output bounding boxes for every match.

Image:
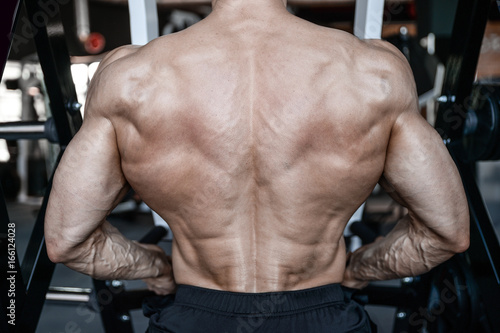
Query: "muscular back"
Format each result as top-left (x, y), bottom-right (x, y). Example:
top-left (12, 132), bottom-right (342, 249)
top-left (47, 5), bottom-right (467, 294)
top-left (98, 13), bottom-right (401, 292)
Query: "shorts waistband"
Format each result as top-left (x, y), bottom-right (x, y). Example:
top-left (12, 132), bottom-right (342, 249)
top-left (174, 283), bottom-right (345, 314)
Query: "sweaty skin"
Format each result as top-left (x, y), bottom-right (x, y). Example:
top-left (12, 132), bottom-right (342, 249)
top-left (45, 0), bottom-right (469, 294)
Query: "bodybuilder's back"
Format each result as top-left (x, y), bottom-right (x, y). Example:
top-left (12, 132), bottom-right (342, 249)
top-left (99, 12), bottom-right (412, 292)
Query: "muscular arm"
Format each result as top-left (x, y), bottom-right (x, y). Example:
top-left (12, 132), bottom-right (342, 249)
top-left (45, 48), bottom-right (175, 294)
top-left (344, 55), bottom-right (469, 287)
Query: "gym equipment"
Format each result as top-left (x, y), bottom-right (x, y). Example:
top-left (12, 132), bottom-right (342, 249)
top-left (0, 118), bottom-right (59, 143)
top-left (462, 84), bottom-right (500, 162)
top-left (426, 255), bottom-right (480, 333)
top-left (0, 0), bottom-right (82, 332)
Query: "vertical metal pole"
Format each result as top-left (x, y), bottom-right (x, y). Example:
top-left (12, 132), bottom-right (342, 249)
top-left (434, 0), bottom-right (490, 141)
top-left (128, 0), bottom-right (159, 45)
top-left (75, 0), bottom-right (90, 43)
top-left (354, 0), bottom-right (385, 40)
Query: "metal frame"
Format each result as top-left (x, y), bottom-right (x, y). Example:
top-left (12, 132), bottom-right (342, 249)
top-left (1, 0), bottom-right (82, 332)
top-left (449, 143), bottom-right (500, 331)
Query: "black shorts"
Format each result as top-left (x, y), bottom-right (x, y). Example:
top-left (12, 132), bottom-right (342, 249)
top-left (144, 283), bottom-right (375, 333)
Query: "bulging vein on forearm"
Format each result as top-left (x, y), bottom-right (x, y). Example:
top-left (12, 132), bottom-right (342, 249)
top-left (63, 221), bottom-right (162, 281)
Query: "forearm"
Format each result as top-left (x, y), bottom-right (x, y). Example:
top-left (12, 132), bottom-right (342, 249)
top-left (346, 215), bottom-right (457, 282)
top-left (55, 221), bottom-right (170, 281)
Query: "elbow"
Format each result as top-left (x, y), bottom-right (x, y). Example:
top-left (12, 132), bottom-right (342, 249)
top-left (451, 197), bottom-right (471, 254)
top-left (45, 239), bottom-right (67, 264)
top-left (452, 209), bottom-right (471, 254)
top-left (450, 232), bottom-right (470, 254)
top-left (431, 217), bottom-right (470, 256)
top-left (45, 237), bottom-right (78, 264)
top-left (445, 218), bottom-right (470, 254)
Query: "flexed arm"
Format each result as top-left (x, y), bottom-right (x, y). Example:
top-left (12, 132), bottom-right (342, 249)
top-left (343, 108), bottom-right (469, 288)
top-left (45, 48), bottom-right (175, 295)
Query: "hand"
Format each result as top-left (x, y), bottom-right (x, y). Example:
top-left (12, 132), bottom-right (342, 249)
top-left (143, 272), bottom-right (177, 295)
top-left (136, 243), bottom-right (177, 295)
top-left (342, 235), bottom-right (386, 289)
top-left (342, 265), bottom-right (369, 289)
top-left (341, 252), bottom-right (369, 290)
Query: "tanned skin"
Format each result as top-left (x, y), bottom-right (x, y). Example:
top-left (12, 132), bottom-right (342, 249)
top-left (45, 0), bottom-right (469, 295)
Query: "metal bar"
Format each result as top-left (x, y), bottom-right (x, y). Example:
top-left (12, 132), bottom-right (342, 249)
top-left (0, 122), bottom-right (45, 133)
top-left (75, 0), bottom-right (91, 43)
top-left (0, 121), bottom-right (46, 141)
top-left (49, 286), bottom-right (93, 293)
top-left (0, 0), bottom-right (21, 81)
top-left (353, 0), bottom-right (385, 40)
top-left (0, 183), bottom-right (26, 333)
top-left (0, 118), bottom-right (59, 143)
top-left (46, 291), bottom-right (91, 303)
top-left (128, 0), bottom-right (159, 45)
top-left (434, 0), bottom-right (491, 141)
top-left (46, 293), bottom-right (90, 303)
top-left (45, 286), bottom-right (91, 304)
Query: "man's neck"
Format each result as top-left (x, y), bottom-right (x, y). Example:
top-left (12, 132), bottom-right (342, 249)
top-left (211, 0), bottom-right (288, 13)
